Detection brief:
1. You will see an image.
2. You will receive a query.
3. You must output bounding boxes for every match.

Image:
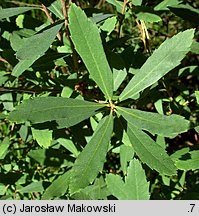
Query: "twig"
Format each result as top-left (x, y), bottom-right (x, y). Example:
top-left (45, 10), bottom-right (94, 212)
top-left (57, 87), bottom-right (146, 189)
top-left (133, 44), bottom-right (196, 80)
top-left (60, 0), bottom-right (79, 74)
top-left (7, 0), bottom-right (41, 8)
top-left (121, 0), bottom-right (127, 15)
top-left (116, 0), bottom-right (127, 37)
top-left (96, 0), bottom-right (106, 9)
top-left (0, 87), bottom-right (61, 93)
top-left (0, 58), bottom-right (8, 63)
top-left (41, 4), bottom-right (62, 42)
top-left (60, 0), bottom-right (68, 28)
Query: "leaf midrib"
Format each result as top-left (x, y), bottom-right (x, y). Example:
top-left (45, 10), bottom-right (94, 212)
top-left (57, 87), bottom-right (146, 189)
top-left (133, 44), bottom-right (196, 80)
top-left (72, 114), bottom-right (112, 191)
top-left (72, 6), bottom-right (112, 100)
top-left (128, 124), bottom-right (174, 174)
top-left (15, 103), bottom-right (104, 115)
top-left (117, 106), bottom-right (178, 136)
top-left (120, 37), bottom-right (183, 100)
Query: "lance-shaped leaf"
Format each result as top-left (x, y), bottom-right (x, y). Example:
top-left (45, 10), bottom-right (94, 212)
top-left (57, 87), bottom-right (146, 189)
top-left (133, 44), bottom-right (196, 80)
top-left (42, 171), bottom-right (71, 200)
top-left (117, 106), bottom-right (189, 137)
top-left (126, 123), bottom-right (177, 176)
top-left (0, 7), bottom-right (36, 20)
top-left (12, 59), bottom-right (37, 77)
top-left (68, 4), bottom-right (113, 100)
top-left (106, 159), bottom-right (150, 200)
top-left (16, 22), bottom-right (63, 60)
top-left (8, 97), bottom-right (105, 129)
top-left (119, 29), bottom-right (195, 101)
top-left (18, 181), bottom-right (43, 193)
top-left (175, 150), bottom-right (199, 171)
top-left (69, 114), bottom-right (113, 194)
top-left (48, 1), bottom-right (63, 19)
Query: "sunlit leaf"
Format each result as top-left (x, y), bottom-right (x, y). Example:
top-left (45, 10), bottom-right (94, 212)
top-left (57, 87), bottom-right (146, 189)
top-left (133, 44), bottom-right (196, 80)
top-left (48, 0), bottom-right (63, 19)
top-left (42, 171), bottom-right (71, 199)
top-left (126, 123), bottom-right (177, 176)
top-left (31, 128), bottom-right (52, 148)
top-left (12, 59), bottom-right (37, 77)
top-left (69, 114), bottom-right (113, 194)
top-left (154, 0), bottom-right (181, 11)
top-left (195, 91), bottom-right (199, 104)
top-left (136, 12), bottom-right (162, 23)
top-left (120, 145), bottom-right (134, 175)
top-left (176, 151), bottom-right (199, 171)
top-left (16, 22), bottom-right (63, 60)
top-left (106, 159), bottom-right (150, 199)
top-left (8, 97), bottom-right (105, 129)
top-left (18, 181), bottom-right (43, 193)
top-left (119, 29), bottom-right (195, 101)
top-left (0, 7), bottom-right (37, 20)
top-left (68, 4), bottom-right (113, 100)
top-left (117, 106), bottom-right (190, 137)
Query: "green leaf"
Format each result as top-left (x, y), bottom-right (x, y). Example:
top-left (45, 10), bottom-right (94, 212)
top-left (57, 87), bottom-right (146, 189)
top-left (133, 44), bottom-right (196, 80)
top-left (72, 177), bottom-right (109, 200)
top-left (106, 0), bottom-right (124, 13)
top-left (136, 12), bottom-right (162, 23)
top-left (126, 123), bottom-right (177, 176)
top-left (113, 69), bottom-right (127, 91)
top-left (42, 171), bottom-right (71, 199)
top-left (195, 126), bottom-right (199, 134)
top-left (0, 7), bottom-right (36, 20)
top-left (69, 114), bottom-right (113, 194)
top-left (90, 14), bottom-right (114, 24)
top-left (0, 137), bottom-right (10, 160)
top-left (154, 0), bottom-right (181, 11)
top-left (18, 181), bottom-right (43, 193)
top-left (58, 138), bottom-right (79, 157)
top-left (119, 29), bottom-right (195, 101)
top-left (176, 151), bottom-right (199, 171)
top-left (120, 145), bottom-right (134, 175)
top-left (132, 0), bottom-right (143, 6)
top-left (106, 159), bottom-right (150, 200)
top-left (170, 147), bottom-right (190, 162)
top-left (28, 149), bottom-right (46, 164)
top-left (195, 91), bottom-right (199, 104)
top-left (68, 4), bottom-right (113, 100)
top-left (12, 59), bottom-right (37, 77)
top-left (191, 41), bottom-right (199, 54)
top-left (109, 52), bottom-right (127, 91)
top-left (48, 0), bottom-right (63, 19)
top-left (16, 22), bottom-right (63, 60)
top-left (117, 106), bottom-right (190, 137)
top-left (10, 32), bottom-right (24, 51)
top-left (169, 4), bottom-right (199, 24)
top-left (100, 16), bottom-right (117, 35)
top-left (8, 97), bottom-right (105, 129)
top-left (31, 128), bottom-right (52, 148)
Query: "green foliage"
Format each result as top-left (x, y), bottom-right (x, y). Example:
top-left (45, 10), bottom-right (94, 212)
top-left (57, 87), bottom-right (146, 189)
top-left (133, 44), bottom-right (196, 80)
top-left (0, 7), bottom-right (37, 20)
top-left (69, 114), bottom-right (113, 194)
top-left (68, 4), bottom-right (113, 100)
top-left (119, 29), bottom-right (195, 101)
top-left (117, 106), bottom-right (189, 137)
top-left (8, 97), bottom-right (104, 128)
top-left (106, 159), bottom-right (150, 200)
top-left (126, 123), bottom-right (177, 175)
top-left (0, 0), bottom-right (198, 200)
